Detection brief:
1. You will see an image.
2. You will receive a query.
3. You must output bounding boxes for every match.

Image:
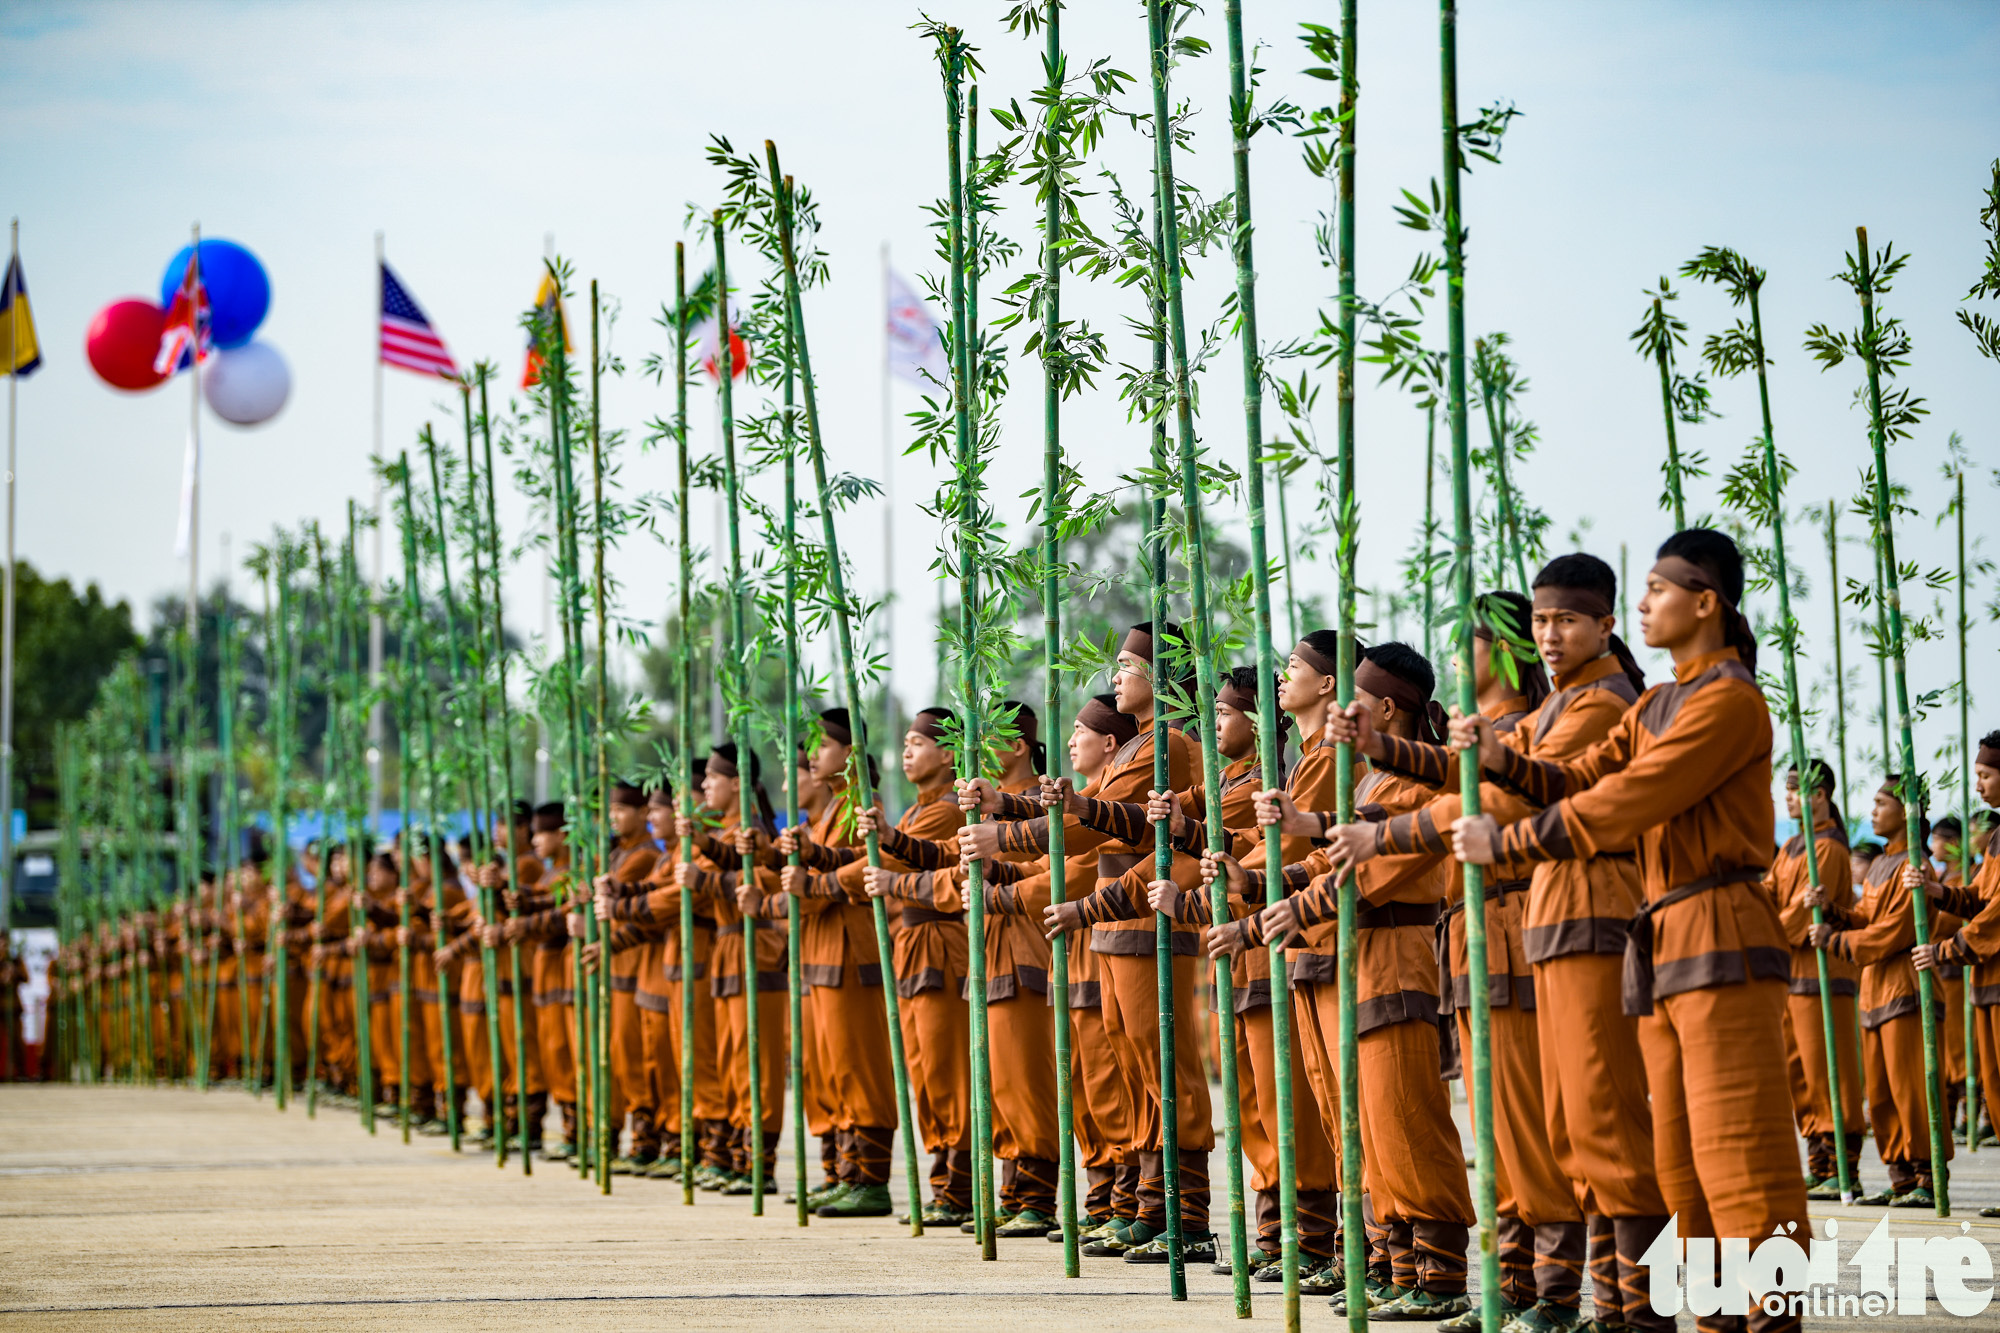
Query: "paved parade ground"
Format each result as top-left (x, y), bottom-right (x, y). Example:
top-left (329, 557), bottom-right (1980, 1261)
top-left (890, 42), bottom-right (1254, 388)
top-left (2, 1083), bottom-right (1997, 1331)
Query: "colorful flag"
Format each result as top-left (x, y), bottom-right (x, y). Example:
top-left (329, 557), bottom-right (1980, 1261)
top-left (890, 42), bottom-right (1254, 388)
top-left (0, 254), bottom-right (40, 378)
top-left (154, 255), bottom-right (212, 375)
top-left (379, 262), bottom-right (458, 378)
top-left (691, 301), bottom-right (750, 383)
top-left (885, 267), bottom-right (945, 386)
top-left (520, 269), bottom-right (572, 388)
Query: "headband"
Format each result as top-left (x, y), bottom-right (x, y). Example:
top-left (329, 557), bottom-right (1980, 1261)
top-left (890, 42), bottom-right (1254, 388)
top-left (1004, 703), bottom-right (1039, 746)
top-left (1652, 554), bottom-right (1758, 669)
top-left (1121, 626), bottom-right (1153, 660)
top-left (1292, 638), bottom-right (1337, 677)
top-left (1354, 658), bottom-right (1446, 744)
top-left (1216, 680), bottom-right (1258, 714)
top-left (818, 709), bottom-right (852, 746)
top-left (531, 805), bottom-right (566, 833)
top-left (610, 782), bottom-right (647, 809)
top-left (707, 749), bottom-right (739, 779)
top-left (646, 787), bottom-right (674, 809)
top-left (911, 709), bottom-right (953, 742)
top-left (1532, 585), bottom-right (1614, 619)
top-left (1076, 695), bottom-right (1139, 746)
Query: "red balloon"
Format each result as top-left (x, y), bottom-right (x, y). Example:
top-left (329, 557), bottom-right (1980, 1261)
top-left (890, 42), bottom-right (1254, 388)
top-left (87, 299), bottom-right (170, 391)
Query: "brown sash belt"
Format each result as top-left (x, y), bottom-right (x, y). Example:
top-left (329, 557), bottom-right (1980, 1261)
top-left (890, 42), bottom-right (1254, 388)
top-left (1622, 866), bottom-right (1765, 1016)
top-left (1096, 851), bottom-right (1148, 882)
top-left (901, 905), bottom-right (964, 927)
top-left (1355, 900), bottom-right (1440, 931)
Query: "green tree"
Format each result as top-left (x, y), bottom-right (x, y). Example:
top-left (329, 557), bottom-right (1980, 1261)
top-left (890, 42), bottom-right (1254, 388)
top-left (15, 561), bottom-right (141, 822)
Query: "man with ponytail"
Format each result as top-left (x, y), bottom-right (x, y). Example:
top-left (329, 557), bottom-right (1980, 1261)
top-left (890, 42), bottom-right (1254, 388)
top-left (1453, 530), bottom-right (1808, 1323)
top-left (1915, 730), bottom-right (2000, 1212)
top-left (1809, 777), bottom-right (1959, 1206)
top-left (841, 706), bottom-right (969, 1225)
top-left (1768, 759), bottom-right (1863, 1199)
top-left (870, 701), bottom-right (1059, 1234)
top-left (963, 623), bottom-right (1204, 1262)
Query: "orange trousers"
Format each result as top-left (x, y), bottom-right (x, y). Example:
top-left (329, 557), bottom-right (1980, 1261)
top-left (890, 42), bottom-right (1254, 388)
top-left (461, 956), bottom-right (544, 1106)
top-left (532, 944), bottom-right (578, 1108)
top-left (1941, 975), bottom-right (1967, 1083)
top-left (1069, 1001), bottom-right (1133, 1169)
top-left (1458, 1002), bottom-right (1580, 1226)
top-left (899, 984), bottom-right (971, 1154)
top-left (808, 958), bottom-right (897, 1130)
top-left (1291, 979), bottom-right (1349, 1189)
top-left (658, 975), bottom-right (725, 1123)
top-left (717, 986), bottom-right (787, 1135)
top-left (1239, 1000), bottom-right (1342, 1257)
top-left (607, 982), bottom-right (643, 1128)
top-left (1097, 951), bottom-right (1214, 1152)
top-left (1534, 952), bottom-right (1666, 1218)
top-left (1786, 990), bottom-right (1862, 1137)
top-left (1640, 978), bottom-right (1807, 1245)
top-left (1357, 1017), bottom-right (1474, 1228)
top-left (1863, 1008), bottom-right (1952, 1177)
top-left (368, 980), bottom-right (430, 1092)
top-left (1975, 1003), bottom-right (2000, 1144)
top-left (987, 991), bottom-right (1060, 1163)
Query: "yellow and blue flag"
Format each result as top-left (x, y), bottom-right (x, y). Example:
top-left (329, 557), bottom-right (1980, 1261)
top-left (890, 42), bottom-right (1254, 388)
top-left (0, 255), bottom-right (39, 378)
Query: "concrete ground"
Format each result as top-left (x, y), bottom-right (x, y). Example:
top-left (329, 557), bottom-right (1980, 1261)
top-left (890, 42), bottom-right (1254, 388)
top-left (1, 1083), bottom-right (1996, 1330)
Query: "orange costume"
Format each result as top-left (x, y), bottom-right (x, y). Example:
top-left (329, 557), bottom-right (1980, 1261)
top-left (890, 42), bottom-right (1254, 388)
top-left (1486, 646), bottom-right (1808, 1289)
top-left (1767, 819), bottom-right (1862, 1185)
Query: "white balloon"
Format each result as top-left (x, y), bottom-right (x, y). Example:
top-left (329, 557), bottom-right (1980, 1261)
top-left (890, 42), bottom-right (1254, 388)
top-left (202, 340), bottom-right (290, 426)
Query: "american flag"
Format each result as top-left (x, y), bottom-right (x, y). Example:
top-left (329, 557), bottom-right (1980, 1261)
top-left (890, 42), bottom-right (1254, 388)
top-left (380, 262), bottom-right (458, 378)
top-left (154, 255), bottom-right (211, 375)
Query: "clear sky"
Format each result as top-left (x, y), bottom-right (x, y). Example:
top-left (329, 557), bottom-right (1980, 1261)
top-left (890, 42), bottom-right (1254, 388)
top-left (3, 0), bottom-right (1996, 804)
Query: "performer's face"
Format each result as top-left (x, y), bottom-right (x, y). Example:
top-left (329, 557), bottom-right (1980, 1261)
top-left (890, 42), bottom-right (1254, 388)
top-left (1212, 699), bottom-right (1255, 761)
top-left (813, 741), bottom-right (851, 784)
top-left (903, 731), bottom-right (950, 786)
top-left (1068, 723), bottom-right (1118, 779)
top-left (702, 771), bottom-right (738, 814)
top-left (1113, 650), bottom-right (1152, 716)
top-left (646, 804), bottom-right (674, 840)
top-left (1279, 653), bottom-right (1332, 715)
top-left (609, 802), bottom-right (646, 839)
top-left (1870, 785), bottom-right (1904, 840)
top-left (1637, 575), bottom-right (1715, 653)
top-left (531, 828), bottom-right (566, 860)
top-left (1977, 762), bottom-right (2000, 810)
top-left (1532, 606), bottom-right (1613, 677)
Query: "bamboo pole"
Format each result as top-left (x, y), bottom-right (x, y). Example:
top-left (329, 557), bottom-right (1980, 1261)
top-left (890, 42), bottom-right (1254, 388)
top-left (708, 223), bottom-right (765, 1210)
top-left (426, 413), bottom-right (506, 1164)
top-left (398, 457), bottom-right (462, 1150)
top-left (473, 370), bottom-right (533, 1173)
top-left (1953, 463), bottom-right (1976, 1151)
top-left (778, 236), bottom-right (810, 1227)
top-left (269, 541), bottom-right (294, 1110)
top-left (452, 391), bottom-right (509, 1165)
top-left (1848, 226), bottom-right (1949, 1214)
top-left (1137, 13), bottom-right (1182, 1293)
top-left (588, 281), bottom-right (616, 1194)
top-left (1872, 542), bottom-right (1891, 772)
top-left (341, 508), bottom-right (376, 1134)
top-left (302, 534), bottom-right (334, 1114)
top-left (1751, 299), bottom-right (1856, 1200)
top-left (1145, 0), bottom-right (1239, 1299)
top-left (1223, 0), bottom-right (1294, 1320)
top-left (1826, 505), bottom-right (1850, 821)
top-left (1334, 0), bottom-right (1366, 1324)
top-left (541, 268), bottom-right (600, 1179)
top-left (1646, 297), bottom-right (1689, 528)
top-left (1422, 404), bottom-right (1437, 666)
top-left (959, 76), bottom-right (999, 1262)
top-left (1034, 0), bottom-right (1080, 1277)
top-left (1440, 3), bottom-right (1503, 1326)
top-left (765, 137), bottom-right (926, 1237)
top-left (392, 520), bottom-right (417, 1143)
top-left (1472, 341), bottom-right (1530, 591)
top-left (671, 245), bottom-right (698, 1206)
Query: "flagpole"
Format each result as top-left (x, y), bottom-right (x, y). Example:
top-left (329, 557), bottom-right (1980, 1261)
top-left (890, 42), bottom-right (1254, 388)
top-left (368, 231), bottom-right (386, 839)
top-left (186, 222), bottom-right (202, 696)
top-left (0, 218), bottom-right (16, 934)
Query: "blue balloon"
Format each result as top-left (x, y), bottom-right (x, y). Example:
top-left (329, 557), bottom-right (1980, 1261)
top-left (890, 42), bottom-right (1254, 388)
top-left (159, 239), bottom-right (270, 350)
